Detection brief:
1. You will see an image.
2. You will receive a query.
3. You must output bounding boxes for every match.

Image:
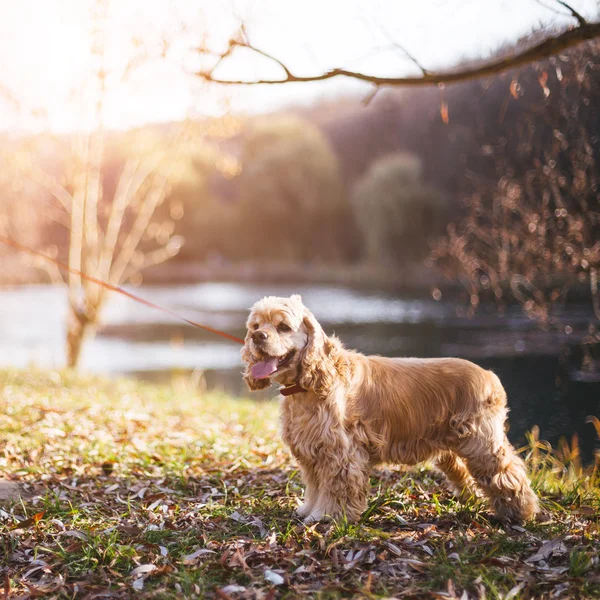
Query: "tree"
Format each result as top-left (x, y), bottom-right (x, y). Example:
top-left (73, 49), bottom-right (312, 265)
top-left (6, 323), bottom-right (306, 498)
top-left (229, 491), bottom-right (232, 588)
top-left (0, 1), bottom-right (225, 368)
top-left (231, 115), bottom-right (357, 262)
top-left (352, 154), bottom-right (445, 266)
top-left (429, 38), bottom-right (599, 374)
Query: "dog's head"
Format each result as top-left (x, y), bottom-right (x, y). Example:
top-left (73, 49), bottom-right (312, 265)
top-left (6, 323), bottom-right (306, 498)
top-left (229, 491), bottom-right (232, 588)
top-left (241, 294), bottom-right (329, 391)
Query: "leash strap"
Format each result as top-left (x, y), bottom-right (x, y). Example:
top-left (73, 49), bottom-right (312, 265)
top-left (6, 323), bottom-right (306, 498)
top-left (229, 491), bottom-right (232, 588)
top-left (0, 235), bottom-right (245, 345)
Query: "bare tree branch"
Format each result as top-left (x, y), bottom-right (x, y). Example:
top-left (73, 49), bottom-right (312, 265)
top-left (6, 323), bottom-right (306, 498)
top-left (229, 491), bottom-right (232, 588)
top-left (108, 172), bottom-right (171, 286)
top-left (236, 25), bottom-right (293, 78)
top-left (36, 256), bottom-right (67, 286)
top-left (362, 86), bottom-right (382, 106)
top-left (2, 153), bottom-right (74, 214)
top-left (98, 158), bottom-right (142, 282)
top-left (388, 41), bottom-right (430, 76)
top-left (378, 25), bottom-right (430, 76)
top-left (197, 21), bottom-right (600, 87)
top-left (532, 0), bottom-right (572, 19)
top-left (555, 0), bottom-right (587, 26)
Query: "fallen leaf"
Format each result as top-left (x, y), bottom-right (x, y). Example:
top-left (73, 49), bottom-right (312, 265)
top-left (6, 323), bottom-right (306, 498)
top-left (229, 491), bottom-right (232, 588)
top-left (182, 548), bottom-right (216, 565)
top-left (116, 525), bottom-right (142, 536)
top-left (221, 585), bottom-right (246, 594)
top-left (528, 536), bottom-right (567, 562)
top-left (573, 506), bottom-right (596, 517)
top-left (386, 542), bottom-right (403, 557)
top-left (264, 570), bottom-right (285, 585)
top-left (506, 582), bottom-right (525, 599)
top-left (130, 564), bottom-right (156, 577)
top-left (61, 530), bottom-right (88, 540)
top-left (64, 542), bottom-right (84, 553)
top-left (146, 499), bottom-right (162, 511)
top-left (11, 511), bottom-right (45, 530)
top-left (404, 559), bottom-right (427, 573)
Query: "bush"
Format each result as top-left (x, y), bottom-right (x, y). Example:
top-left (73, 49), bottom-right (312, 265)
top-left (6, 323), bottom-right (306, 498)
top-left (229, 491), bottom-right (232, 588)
top-left (231, 115), bottom-right (359, 262)
top-left (352, 153), bottom-right (445, 266)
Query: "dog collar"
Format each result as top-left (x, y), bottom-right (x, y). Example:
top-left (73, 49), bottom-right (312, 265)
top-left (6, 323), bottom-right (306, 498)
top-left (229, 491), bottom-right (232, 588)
top-left (280, 382), bottom-right (306, 396)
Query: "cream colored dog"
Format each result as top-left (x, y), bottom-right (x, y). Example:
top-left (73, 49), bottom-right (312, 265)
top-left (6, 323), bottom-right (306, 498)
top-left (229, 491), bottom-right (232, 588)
top-left (241, 295), bottom-right (539, 523)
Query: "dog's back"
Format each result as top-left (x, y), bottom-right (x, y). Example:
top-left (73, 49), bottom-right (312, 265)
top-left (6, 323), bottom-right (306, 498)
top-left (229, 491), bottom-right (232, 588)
top-left (348, 355), bottom-right (507, 463)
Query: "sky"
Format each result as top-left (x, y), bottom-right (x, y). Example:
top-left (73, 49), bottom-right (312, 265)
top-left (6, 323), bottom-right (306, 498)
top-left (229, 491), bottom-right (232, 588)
top-left (0, 0), bottom-right (598, 132)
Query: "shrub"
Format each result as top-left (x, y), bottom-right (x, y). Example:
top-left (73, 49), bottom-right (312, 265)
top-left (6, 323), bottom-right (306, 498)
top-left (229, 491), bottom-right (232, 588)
top-left (351, 153), bottom-right (445, 266)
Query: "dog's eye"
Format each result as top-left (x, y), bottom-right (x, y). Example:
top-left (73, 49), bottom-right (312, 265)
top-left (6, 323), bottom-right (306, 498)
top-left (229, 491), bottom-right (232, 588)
top-left (277, 323), bottom-right (291, 333)
top-left (252, 324), bottom-right (259, 331)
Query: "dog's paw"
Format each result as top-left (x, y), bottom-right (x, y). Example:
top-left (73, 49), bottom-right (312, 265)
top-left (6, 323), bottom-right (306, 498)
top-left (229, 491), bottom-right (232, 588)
top-left (303, 510), bottom-right (331, 524)
top-left (296, 502), bottom-right (312, 518)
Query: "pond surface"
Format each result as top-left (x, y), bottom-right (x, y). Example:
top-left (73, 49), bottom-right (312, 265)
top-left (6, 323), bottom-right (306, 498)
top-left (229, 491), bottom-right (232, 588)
top-left (1, 282), bottom-right (598, 460)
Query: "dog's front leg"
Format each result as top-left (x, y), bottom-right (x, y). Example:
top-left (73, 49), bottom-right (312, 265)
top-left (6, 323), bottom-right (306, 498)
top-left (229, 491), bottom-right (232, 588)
top-left (303, 447), bottom-right (370, 524)
top-left (296, 463), bottom-right (319, 518)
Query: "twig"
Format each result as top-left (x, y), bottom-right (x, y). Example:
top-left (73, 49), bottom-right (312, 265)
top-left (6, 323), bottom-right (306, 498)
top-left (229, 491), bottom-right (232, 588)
top-left (555, 0), bottom-right (587, 26)
top-left (362, 86), bottom-right (382, 106)
top-left (378, 25), bottom-right (430, 76)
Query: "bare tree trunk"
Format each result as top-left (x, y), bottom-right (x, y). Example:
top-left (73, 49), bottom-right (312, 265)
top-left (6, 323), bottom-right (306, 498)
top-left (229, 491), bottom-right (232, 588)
top-left (66, 304), bottom-right (95, 368)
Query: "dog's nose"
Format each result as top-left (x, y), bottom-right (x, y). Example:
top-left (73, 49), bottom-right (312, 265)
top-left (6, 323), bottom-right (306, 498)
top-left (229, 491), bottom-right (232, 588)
top-left (252, 330), bottom-right (268, 343)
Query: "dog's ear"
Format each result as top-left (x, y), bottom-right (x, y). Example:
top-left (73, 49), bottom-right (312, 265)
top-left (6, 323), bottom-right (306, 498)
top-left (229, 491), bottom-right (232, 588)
top-left (301, 307), bottom-right (325, 351)
top-left (241, 331), bottom-right (271, 391)
top-left (298, 308), bottom-right (337, 396)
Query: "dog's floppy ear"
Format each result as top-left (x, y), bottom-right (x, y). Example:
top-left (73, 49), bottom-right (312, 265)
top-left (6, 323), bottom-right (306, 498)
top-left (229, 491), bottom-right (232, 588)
top-left (298, 307), bottom-right (336, 396)
top-left (241, 331), bottom-right (271, 391)
top-left (301, 307), bottom-right (325, 351)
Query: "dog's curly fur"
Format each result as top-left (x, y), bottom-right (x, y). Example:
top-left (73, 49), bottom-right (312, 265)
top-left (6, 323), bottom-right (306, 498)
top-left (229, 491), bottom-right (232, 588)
top-left (242, 295), bottom-right (540, 523)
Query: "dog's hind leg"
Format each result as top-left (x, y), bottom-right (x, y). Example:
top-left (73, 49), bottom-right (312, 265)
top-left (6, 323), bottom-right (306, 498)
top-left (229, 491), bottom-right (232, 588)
top-left (457, 418), bottom-right (539, 522)
top-left (434, 451), bottom-right (479, 502)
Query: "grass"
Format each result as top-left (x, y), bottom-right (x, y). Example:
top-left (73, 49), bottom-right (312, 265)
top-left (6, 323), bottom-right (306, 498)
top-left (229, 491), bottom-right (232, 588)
top-left (0, 368), bottom-right (599, 599)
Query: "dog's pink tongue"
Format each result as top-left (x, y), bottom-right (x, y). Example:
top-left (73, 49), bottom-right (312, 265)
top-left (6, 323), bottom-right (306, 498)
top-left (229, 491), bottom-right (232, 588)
top-left (251, 358), bottom-right (279, 379)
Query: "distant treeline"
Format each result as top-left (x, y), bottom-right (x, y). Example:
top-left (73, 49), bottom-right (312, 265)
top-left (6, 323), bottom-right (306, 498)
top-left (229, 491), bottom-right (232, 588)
top-left (1, 35), bottom-right (598, 286)
top-left (175, 34), bottom-right (599, 279)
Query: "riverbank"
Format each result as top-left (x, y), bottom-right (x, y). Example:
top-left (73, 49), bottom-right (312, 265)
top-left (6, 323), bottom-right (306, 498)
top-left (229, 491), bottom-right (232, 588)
top-left (3, 253), bottom-right (594, 310)
top-left (1, 369), bottom-right (599, 598)
top-left (1, 253), bottom-right (441, 294)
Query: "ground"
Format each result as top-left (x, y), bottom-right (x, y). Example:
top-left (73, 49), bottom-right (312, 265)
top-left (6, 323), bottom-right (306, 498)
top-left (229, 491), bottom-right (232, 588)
top-left (0, 369), bottom-right (599, 599)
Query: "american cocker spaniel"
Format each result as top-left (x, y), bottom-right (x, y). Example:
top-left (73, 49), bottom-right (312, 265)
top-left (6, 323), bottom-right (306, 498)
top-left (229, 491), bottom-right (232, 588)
top-left (241, 295), bottom-right (539, 523)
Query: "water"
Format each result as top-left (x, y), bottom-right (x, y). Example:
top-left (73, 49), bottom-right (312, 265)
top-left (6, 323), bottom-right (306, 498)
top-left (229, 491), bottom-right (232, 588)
top-left (1, 282), bottom-right (598, 460)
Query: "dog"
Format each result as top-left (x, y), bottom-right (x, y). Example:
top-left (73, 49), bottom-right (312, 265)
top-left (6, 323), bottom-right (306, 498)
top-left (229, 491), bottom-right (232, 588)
top-left (241, 295), bottom-right (539, 523)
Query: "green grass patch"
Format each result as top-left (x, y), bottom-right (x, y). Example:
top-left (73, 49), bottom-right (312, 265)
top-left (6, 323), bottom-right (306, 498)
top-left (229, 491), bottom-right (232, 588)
top-left (1, 368), bottom-right (599, 598)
